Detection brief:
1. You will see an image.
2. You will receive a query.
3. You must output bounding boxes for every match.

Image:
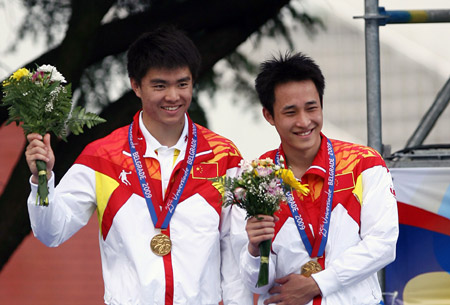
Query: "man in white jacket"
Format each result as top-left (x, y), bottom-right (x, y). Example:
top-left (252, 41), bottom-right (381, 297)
top-left (237, 52), bottom-right (399, 305)
top-left (25, 26), bottom-right (252, 305)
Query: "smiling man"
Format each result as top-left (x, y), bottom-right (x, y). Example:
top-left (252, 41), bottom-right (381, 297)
top-left (237, 52), bottom-right (399, 305)
top-left (25, 26), bottom-right (252, 305)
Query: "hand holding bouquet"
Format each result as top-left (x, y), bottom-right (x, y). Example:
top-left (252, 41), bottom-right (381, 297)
top-left (2, 65), bottom-right (106, 206)
top-left (214, 157), bottom-right (309, 287)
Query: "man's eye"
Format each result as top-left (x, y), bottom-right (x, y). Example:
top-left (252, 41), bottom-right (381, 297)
top-left (179, 82), bottom-right (189, 88)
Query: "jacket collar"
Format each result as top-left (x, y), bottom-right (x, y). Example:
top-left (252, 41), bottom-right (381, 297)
top-left (131, 110), bottom-right (214, 164)
top-left (304, 133), bottom-right (329, 178)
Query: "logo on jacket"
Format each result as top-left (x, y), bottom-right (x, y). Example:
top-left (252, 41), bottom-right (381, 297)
top-left (119, 170), bottom-right (132, 186)
top-left (390, 184), bottom-right (396, 197)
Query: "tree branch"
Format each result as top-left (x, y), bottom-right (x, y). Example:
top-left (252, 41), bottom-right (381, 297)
top-left (0, 0), bottom-right (291, 270)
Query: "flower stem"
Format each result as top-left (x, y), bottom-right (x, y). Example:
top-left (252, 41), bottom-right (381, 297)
top-left (36, 159), bottom-right (49, 206)
top-left (256, 239), bottom-right (271, 287)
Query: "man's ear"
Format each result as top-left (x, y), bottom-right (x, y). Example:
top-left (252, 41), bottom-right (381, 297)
top-left (130, 78), bottom-right (141, 98)
top-left (262, 108), bottom-right (275, 126)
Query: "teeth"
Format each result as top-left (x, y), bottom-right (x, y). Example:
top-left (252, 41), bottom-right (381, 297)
top-left (163, 106), bottom-right (179, 111)
top-left (298, 130), bottom-right (312, 136)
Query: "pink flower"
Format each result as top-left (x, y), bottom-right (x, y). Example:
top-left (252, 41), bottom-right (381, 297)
top-left (234, 187), bottom-right (247, 202)
top-left (32, 71), bottom-right (45, 83)
top-left (256, 166), bottom-right (273, 177)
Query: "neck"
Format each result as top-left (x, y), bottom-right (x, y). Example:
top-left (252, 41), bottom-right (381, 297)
top-left (282, 144), bottom-right (320, 179)
top-left (142, 116), bottom-right (185, 147)
top-left (284, 152), bottom-right (314, 179)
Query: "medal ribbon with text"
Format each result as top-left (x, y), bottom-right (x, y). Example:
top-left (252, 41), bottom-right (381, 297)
top-left (275, 138), bottom-right (335, 258)
top-left (128, 117), bottom-right (197, 230)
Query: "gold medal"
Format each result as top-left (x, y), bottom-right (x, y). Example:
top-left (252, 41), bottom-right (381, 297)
top-left (150, 233), bottom-right (172, 256)
top-left (301, 260), bottom-right (322, 277)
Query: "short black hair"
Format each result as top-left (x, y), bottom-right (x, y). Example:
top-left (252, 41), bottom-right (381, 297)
top-left (127, 25), bottom-right (201, 85)
top-left (255, 52), bottom-right (325, 116)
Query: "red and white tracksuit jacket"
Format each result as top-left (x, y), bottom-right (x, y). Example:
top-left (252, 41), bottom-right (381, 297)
top-left (28, 112), bottom-right (253, 305)
top-left (233, 134), bottom-right (399, 305)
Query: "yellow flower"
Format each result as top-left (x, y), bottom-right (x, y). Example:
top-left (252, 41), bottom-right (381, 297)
top-left (11, 68), bottom-right (30, 80)
top-left (276, 169), bottom-right (309, 195)
top-left (253, 168), bottom-right (259, 177)
top-left (3, 68), bottom-right (30, 87)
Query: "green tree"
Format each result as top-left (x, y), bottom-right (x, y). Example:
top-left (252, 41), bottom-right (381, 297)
top-left (0, 0), bottom-right (322, 270)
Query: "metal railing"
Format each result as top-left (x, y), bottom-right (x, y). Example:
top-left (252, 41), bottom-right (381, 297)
top-left (354, 0), bottom-right (450, 155)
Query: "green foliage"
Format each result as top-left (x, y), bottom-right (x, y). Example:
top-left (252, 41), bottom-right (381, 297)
top-left (2, 65), bottom-right (107, 206)
top-left (2, 65), bottom-right (106, 141)
top-left (67, 106), bottom-right (107, 136)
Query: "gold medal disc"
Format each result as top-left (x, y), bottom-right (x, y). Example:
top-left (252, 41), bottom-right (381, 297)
top-left (150, 233), bottom-right (172, 256)
top-left (301, 260), bottom-right (323, 277)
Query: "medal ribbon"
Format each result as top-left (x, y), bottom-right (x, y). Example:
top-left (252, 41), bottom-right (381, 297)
top-left (128, 117), bottom-right (197, 229)
top-left (275, 138), bottom-right (335, 258)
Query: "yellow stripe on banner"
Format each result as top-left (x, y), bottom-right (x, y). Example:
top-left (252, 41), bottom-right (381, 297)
top-left (353, 174), bottom-right (363, 206)
top-left (403, 272), bottom-right (450, 304)
top-left (410, 10), bottom-right (428, 23)
top-left (96, 171), bottom-right (120, 235)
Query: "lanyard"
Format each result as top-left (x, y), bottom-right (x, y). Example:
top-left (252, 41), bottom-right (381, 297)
top-left (128, 119), bottom-right (197, 229)
top-left (276, 138), bottom-right (335, 258)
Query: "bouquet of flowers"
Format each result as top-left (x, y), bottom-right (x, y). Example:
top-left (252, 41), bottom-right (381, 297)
top-left (215, 157), bottom-right (309, 287)
top-left (2, 64), bottom-right (106, 206)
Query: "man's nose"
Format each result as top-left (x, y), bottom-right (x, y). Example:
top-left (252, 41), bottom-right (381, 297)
top-left (295, 111), bottom-right (310, 127)
top-left (165, 87), bottom-right (179, 101)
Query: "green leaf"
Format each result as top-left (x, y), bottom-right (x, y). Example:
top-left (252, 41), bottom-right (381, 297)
top-left (66, 106), bottom-right (107, 137)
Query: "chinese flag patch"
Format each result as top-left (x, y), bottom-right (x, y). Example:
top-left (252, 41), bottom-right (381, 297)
top-left (335, 172), bottom-right (355, 192)
top-left (192, 162), bottom-right (219, 179)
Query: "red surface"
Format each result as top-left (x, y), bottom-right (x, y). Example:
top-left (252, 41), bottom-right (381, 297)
top-left (0, 123), bottom-right (25, 194)
top-left (0, 124), bottom-right (104, 305)
top-left (0, 217), bottom-right (104, 305)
